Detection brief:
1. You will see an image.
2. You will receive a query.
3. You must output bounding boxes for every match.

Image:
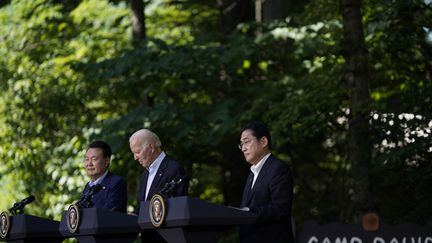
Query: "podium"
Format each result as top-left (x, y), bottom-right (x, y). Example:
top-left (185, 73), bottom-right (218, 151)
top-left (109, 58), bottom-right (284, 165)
top-left (59, 207), bottom-right (141, 243)
top-left (1, 214), bottom-right (63, 243)
top-left (138, 196), bottom-right (257, 243)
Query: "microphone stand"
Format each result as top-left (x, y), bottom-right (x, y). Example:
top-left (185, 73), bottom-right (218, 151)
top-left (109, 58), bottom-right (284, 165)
top-left (76, 184), bottom-right (102, 208)
top-left (159, 177), bottom-right (188, 198)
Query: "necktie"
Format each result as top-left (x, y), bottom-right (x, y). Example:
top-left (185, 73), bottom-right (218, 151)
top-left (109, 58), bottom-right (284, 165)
top-left (241, 173), bottom-right (254, 207)
top-left (140, 170), bottom-right (149, 201)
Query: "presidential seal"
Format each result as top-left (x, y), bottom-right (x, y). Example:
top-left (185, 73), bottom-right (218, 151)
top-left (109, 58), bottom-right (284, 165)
top-left (67, 204), bottom-right (81, 233)
top-left (149, 193), bottom-right (166, 227)
top-left (0, 211), bottom-right (10, 239)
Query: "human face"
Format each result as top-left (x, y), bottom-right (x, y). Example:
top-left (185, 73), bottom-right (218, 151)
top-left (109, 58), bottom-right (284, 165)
top-left (84, 148), bottom-right (109, 181)
top-left (130, 139), bottom-right (154, 168)
top-left (240, 129), bottom-right (268, 165)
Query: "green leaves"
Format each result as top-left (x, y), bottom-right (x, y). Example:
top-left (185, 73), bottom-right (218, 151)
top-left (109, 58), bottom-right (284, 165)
top-left (0, 0), bottom-right (431, 227)
top-left (0, 0), bottom-right (131, 218)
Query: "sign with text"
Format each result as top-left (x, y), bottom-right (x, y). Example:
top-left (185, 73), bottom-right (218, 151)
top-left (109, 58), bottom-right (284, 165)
top-left (299, 221), bottom-right (432, 243)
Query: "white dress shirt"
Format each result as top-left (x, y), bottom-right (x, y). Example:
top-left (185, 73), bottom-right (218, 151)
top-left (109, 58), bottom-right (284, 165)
top-left (145, 151), bottom-right (166, 200)
top-left (88, 170), bottom-right (108, 187)
top-left (250, 153), bottom-right (271, 188)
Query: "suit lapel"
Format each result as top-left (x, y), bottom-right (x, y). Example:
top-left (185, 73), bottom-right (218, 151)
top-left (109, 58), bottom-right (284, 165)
top-left (92, 172), bottom-right (111, 204)
top-left (99, 172), bottom-right (111, 192)
top-left (244, 155), bottom-right (273, 206)
top-left (100, 172), bottom-right (111, 185)
top-left (241, 173), bottom-right (254, 207)
top-left (138, 170), bottom-right (149, 202)
top-left (146, 157), bottom-right (168, 200)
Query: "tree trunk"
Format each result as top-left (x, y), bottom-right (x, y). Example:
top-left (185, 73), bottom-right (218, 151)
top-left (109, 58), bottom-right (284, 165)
top-left (217, 0), bottom-right (288, 33)
top-left (130, 0), bottom-right (146, 44)
top-left (341, 0), bottom-right (372, 217)
top-left (255, 0), bottom-right (288, 23)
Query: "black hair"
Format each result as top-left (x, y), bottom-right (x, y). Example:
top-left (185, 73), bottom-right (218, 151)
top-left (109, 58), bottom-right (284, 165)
top-left (242, 121), bottom-right (272, 149)
top-left (88, 140), bottom-right (112, 158)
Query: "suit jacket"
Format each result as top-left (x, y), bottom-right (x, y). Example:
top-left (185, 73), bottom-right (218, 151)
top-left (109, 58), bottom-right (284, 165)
top-left (135, 155), bottom-right (188, 213)
top-left (82, 171), bottom-right (127, 213)
top-left (239, 155), bottom-right (294, 243)
top-left (136, 155), bottom-right (188, 243)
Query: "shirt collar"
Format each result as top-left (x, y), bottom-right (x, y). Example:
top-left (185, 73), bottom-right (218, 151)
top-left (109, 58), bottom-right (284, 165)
top-left (89, 170), bottom-right (108, 187)
top-left (148, 151), bottom-right (166, 173)
top-left (250, 153), bottom-right (271, 176)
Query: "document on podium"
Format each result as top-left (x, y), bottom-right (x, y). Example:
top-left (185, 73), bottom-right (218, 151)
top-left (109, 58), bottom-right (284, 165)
top-left (227, 206), bottom-right (250, 211)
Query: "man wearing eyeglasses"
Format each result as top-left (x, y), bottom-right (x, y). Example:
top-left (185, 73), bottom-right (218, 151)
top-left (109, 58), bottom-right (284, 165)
top-left (238, 121), bottom-right (294, 243)
top-left (81, 140), bottom-right (127, 212)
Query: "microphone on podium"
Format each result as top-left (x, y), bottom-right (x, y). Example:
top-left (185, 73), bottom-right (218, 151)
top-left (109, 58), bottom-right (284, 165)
top-left (9, 195), bottom-right (36, 215)
top-left (159, 175), bottom-right (189, 197)
top-left (76, 184), bottom-right (103, 208)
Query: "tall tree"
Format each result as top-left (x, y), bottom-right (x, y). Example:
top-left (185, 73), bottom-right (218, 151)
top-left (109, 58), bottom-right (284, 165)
top-left (341, 0), bottom-right (372, 214)
top-left (1, 0), bottom-right (431, 229)
top-left (131, 0), bottom-right (146, 43)
top-left (255, 0), bottom-right (288, 23)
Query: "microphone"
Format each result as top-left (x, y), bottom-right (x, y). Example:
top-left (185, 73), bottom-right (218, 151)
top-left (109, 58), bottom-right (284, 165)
top-left (76, 184), bottom-right (103, 208)
top-left (159, 175), bottom-right (189, 197)
top-left (159, 180), bottom-right (174, 194)
top-left (88, 184), bottom-right (103, 195)
top-left (9, 195), bottom-right (36, 215)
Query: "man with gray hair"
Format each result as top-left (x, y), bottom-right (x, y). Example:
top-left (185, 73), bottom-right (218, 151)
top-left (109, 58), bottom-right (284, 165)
top-left (129, 129), bottom-right (188, 214)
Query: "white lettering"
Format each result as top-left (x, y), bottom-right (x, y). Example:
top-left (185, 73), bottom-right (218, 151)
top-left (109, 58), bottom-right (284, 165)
top-left (305, 235), bottom-right (432, 243)
top-left (350, 237), bottom-right (362, 243)
top-left (374, 237), bottom-right (386, 243)
top-left (308, 236), bottom-right (318, 243)
top-left (390, 237), bottom-right (399, 243)
top-left (336, 237), bottom-right (348, 243)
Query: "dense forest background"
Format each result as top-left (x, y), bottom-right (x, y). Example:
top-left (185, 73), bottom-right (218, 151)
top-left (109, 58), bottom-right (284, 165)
top-left (1, 0), bottom-right (431, 237)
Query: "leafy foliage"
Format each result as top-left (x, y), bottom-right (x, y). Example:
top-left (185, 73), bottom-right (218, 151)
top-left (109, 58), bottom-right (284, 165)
top-left (0, 0), bottom-right (431, 232)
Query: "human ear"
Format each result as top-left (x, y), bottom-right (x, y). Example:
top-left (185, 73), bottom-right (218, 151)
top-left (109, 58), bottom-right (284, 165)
top-left (260, 137), bottom-right (268, 148)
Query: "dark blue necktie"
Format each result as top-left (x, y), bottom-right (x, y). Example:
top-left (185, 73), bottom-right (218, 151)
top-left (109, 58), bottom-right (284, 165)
top-left (140, 170), bottom-right (149, 201)
top-left (241, 173), bottom-right (254, 207)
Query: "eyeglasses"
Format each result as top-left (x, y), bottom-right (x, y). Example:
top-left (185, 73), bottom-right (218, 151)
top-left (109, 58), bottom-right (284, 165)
top-left (238, 139), bottom-right (253, 150)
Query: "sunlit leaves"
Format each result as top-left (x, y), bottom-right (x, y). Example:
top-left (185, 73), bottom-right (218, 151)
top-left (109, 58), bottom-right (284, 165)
top-left (0, 0), bottom-right (431, 227)
top-left (0, 0), bottom-right (131, 218)
top-left (146, 0), bottom-right (219, 44)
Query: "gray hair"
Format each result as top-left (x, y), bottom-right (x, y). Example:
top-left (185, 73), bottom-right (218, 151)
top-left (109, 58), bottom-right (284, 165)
top-left (129, 129), bottom-right (162, 147)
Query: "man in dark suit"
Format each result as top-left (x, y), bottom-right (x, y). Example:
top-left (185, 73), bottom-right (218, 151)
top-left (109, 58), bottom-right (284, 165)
top-left (129, 129), bottom-right (188, 243)
top-left (238, 121), bottom-right (294, 243)
top-left (81, 140), bottom-right (127, 213)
